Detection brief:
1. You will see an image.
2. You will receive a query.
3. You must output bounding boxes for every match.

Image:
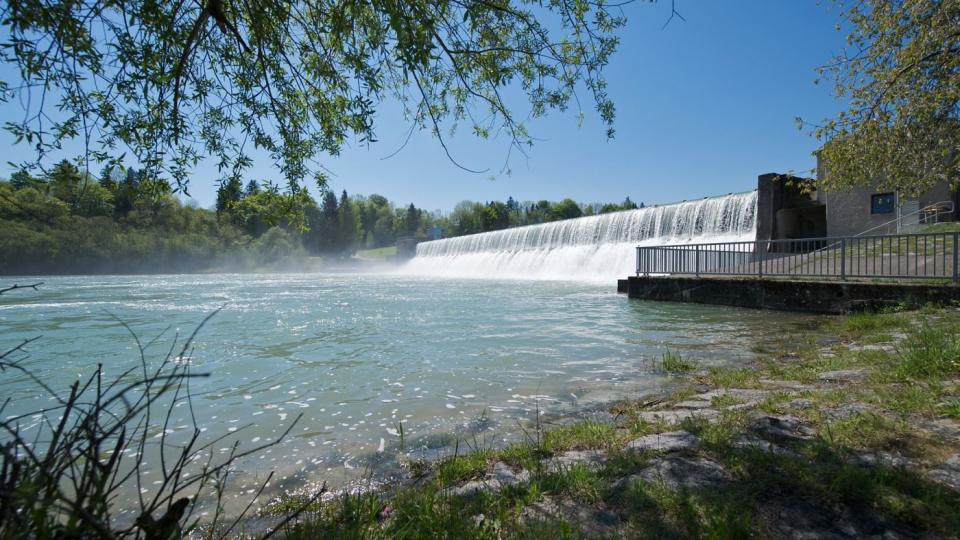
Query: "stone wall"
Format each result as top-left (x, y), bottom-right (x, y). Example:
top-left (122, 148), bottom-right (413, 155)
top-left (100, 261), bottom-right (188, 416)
top-left (622, 276), bottom-right (960, 314)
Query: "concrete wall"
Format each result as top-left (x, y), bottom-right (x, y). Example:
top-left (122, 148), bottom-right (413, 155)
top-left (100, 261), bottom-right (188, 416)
top-left (755, 173), bottom-right (825, 246)
top-left (817, 155), bottom-right (956, 237)
top-left (621, 276), bottom-right (960, 314)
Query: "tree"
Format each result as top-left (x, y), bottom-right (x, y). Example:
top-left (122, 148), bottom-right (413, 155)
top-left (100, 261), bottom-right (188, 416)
top-left (2, 1), bottom-right (630, 193)
top-left (405, 204), bottom-right (422, 236)
top-left (9, 170), bottom-right (36, 190)
top-left (46, 160), bottom-right (84, 209)
top-left (216, 177), bottom-right (244, 213)
top-left (316, 190), bottom-right (339, 253)
top-left (552, 198), bottom-right (583, 220)
top-left (811, 0), bottom-right (959, 196)
top-left (338, 190), bottom-right (359, 255)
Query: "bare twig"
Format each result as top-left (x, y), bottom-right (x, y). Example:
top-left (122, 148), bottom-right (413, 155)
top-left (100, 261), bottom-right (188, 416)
top-left (0, 282), bottom-right (44, 295)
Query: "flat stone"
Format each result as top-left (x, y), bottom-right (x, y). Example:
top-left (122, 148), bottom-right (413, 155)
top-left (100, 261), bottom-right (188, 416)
top-left (693, 388), bottom-right (769, 402)
top-left (545, 450), bottom-right (607, 473)
top-left (852, 450), bottom-right (912, 468)
top-left (672, 400), bottom-right (713, 409)
top-left (731, 434), bottom-right (793, 455)
top-left (636, 409), bottom-right (718, 424)
top-left (626, 430), bottom-right (700, 453)
top-left (490, 461), bottom-right (529, 484)
top-left (847, 344), bottom-right (895, 353)
top-left (751, 413), bottom-right (816, 441)
top-left (818, 369), bottom-right (869, 383)
top-left (926, 453), bottom-right (960, 490)
top-left (447, 462), bottom-right (529, 497)
top-left (758, 379), bottom-right (815, 391)
top-left (825, 403), bottom-right (871, 419)
top-left (629, 455), bottom-right (731, 490)
top-left (786, 398), bottom-right (814, 410)
top-left (520, 497), bottom-right (623, 538)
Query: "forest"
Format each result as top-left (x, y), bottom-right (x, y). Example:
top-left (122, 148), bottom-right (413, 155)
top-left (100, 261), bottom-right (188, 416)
top-left (0, 160), bottom-right (642, 275)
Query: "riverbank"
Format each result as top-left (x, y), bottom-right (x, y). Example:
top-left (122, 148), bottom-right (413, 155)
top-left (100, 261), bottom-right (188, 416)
top-left (256, 305), bottom-right (960, 538)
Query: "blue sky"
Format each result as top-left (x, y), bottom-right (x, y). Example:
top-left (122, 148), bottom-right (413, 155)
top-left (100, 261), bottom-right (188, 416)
top-left (1, 1), bottom-right (849, 213)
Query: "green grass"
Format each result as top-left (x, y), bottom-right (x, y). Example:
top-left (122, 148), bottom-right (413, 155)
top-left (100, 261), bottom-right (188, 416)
top-left (538, 464), bottom-right (603, 502)
top-left (356, 245), bottom-right (398, 259)
top-left (840, 311), bottom-right (902, 339)
top-left (541, 421), bottom-right (620, 453)
top-left (659, 350), bottom-right (698, 373)
top-left (894, 323), bottom-right (960, 380)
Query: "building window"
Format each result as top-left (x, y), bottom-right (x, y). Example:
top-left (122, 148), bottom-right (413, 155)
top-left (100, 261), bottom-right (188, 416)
top-left (871, 192), bottom-right (895, 214)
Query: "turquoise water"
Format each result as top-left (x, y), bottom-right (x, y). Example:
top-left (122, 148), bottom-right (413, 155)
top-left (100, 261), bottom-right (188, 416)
top-left (0, 273), bottom-right (818, 502)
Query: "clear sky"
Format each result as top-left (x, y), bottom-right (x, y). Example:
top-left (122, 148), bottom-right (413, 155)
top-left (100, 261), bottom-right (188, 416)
top-left (1, 1), bottom-right (849, 213)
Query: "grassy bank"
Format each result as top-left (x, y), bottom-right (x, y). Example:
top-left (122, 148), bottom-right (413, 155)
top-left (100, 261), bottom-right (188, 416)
top-left (259, 306), bottom-right (960, 538)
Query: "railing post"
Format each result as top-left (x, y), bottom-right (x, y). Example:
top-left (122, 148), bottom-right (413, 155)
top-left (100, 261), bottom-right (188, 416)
top-left (758, 242), bottom-right (763, 279)
top-left (840, 238), bottom-right (846, 280)
top-left (636, 247), bottom-right (640, 277)
top-left (953, 233), bottom-right (958, 284)
top-left (695, 245), bottom-right (700, 278)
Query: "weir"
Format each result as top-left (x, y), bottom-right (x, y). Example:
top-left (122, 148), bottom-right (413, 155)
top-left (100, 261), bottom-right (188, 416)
top-left (402, 191), bottom-right (758, 281)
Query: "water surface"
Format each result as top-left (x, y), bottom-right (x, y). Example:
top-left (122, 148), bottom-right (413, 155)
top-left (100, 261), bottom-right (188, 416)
top-left (0, 273), bottom-right (818, 501)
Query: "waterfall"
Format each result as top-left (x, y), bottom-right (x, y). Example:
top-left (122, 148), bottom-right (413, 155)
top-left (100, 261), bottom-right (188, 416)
top-left (400, 190), bottom-right (758, 281)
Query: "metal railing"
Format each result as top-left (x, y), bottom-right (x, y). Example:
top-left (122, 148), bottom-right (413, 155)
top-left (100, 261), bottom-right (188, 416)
top-left (858, 200), bottom-right (955, 236)
top-left (636, 232), bottom-right (960, 283)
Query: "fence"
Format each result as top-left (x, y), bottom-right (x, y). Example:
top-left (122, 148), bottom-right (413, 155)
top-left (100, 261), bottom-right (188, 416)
top-left (636, 232), bottom-right (960, 283)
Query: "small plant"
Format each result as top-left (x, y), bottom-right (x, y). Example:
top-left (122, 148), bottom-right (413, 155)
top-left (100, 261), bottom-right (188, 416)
top-left (395, 420), bottom-right (406, 451)
top-left (895, 324), bottom-right (960, 380)
top-left (660, 350), bottom-right (697, 373)
top-left (841, 312), bottom-right (901, 339)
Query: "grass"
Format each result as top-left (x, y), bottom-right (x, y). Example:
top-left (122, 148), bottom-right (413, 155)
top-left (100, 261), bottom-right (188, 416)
top-left (840, 311), bottom-right (903, 339)
top-left (659, 350), bottom-right (698, 373)
top-left (356, 245), bottom-right (398, 259)
top-left (894, 323), bottom-right (960, 380)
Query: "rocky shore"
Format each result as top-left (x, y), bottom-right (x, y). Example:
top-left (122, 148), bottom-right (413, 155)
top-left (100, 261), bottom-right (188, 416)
top-left (262, 306), bottom-right (960, 539)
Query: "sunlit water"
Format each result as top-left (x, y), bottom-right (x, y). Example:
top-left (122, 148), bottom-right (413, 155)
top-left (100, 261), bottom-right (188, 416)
top-left (0, 273), bottom-right (818, 511)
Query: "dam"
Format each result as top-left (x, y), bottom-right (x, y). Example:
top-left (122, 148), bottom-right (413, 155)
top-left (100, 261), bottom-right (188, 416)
top-left (402, 191), bottom-right (758, 281)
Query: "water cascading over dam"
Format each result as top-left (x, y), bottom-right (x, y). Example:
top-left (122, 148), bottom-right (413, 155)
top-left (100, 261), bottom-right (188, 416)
top-left (402, 190), bottom-right (758, 281)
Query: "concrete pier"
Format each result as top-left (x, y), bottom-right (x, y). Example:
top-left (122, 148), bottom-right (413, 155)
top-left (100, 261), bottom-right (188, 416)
top-left (618, 276), bottom-right (960, 314)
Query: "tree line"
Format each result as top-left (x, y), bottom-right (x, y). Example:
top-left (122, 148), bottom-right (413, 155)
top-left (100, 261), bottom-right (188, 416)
top-left (1, 160), bottom-right (643, 275)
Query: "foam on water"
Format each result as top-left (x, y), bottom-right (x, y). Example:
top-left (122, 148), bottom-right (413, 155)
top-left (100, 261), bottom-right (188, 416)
top-left (401, 191), bottom-right (758, 281)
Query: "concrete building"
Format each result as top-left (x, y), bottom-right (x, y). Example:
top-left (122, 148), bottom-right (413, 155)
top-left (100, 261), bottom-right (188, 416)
top-left (756, 167), bottom-right (957, 243)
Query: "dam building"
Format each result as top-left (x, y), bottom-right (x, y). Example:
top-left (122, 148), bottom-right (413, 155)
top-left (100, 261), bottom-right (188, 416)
top-left (401, 173), bottom-right (957, 282)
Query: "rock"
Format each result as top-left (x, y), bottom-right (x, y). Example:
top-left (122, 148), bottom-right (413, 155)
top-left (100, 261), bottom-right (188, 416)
top-left (847, 344), bottom-right (895, 353)
top-left (786, 398), bottom-right (814, 410)
top-left (926, 453), bottom-right (960, 490)
top-left (818, 369), bottom-right (869, 383)
top-left (626, 430), bottom-right (700, 453)
top-left (627, 455), bottom-right (731, 490)
top-left (825, 403), bottom-right (871, 419)
top-left (673, 400), bottom-right (713, 410)
top-left (852, 450), bottom-right (912, 468)
top-left (545, 450), bottom-right (607, 473)
top-left (758, 379), bottom-right (815, 391)
top-left (447, 462), bottom-right (529, 497)
top-left (491, 461), bottom-right (529, 484)
top-left (693, 388), bottom-right (769, 402)
top-left (636, 409), bottom-right (718, 424)
top-left (751, 413), bottom-right (816, 441)
top-left (731, 434), bottom-right (793, 456)
top-left (520, 497), bottom-right (623, 538)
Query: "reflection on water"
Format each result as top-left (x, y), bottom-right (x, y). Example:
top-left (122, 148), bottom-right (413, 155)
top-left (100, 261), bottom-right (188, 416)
top-left (0, 273), bottom-right (820, 503)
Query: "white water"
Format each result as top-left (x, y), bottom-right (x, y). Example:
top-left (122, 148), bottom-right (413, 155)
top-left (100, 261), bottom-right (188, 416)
top-left (402, 191), bottom-right (758, 281)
